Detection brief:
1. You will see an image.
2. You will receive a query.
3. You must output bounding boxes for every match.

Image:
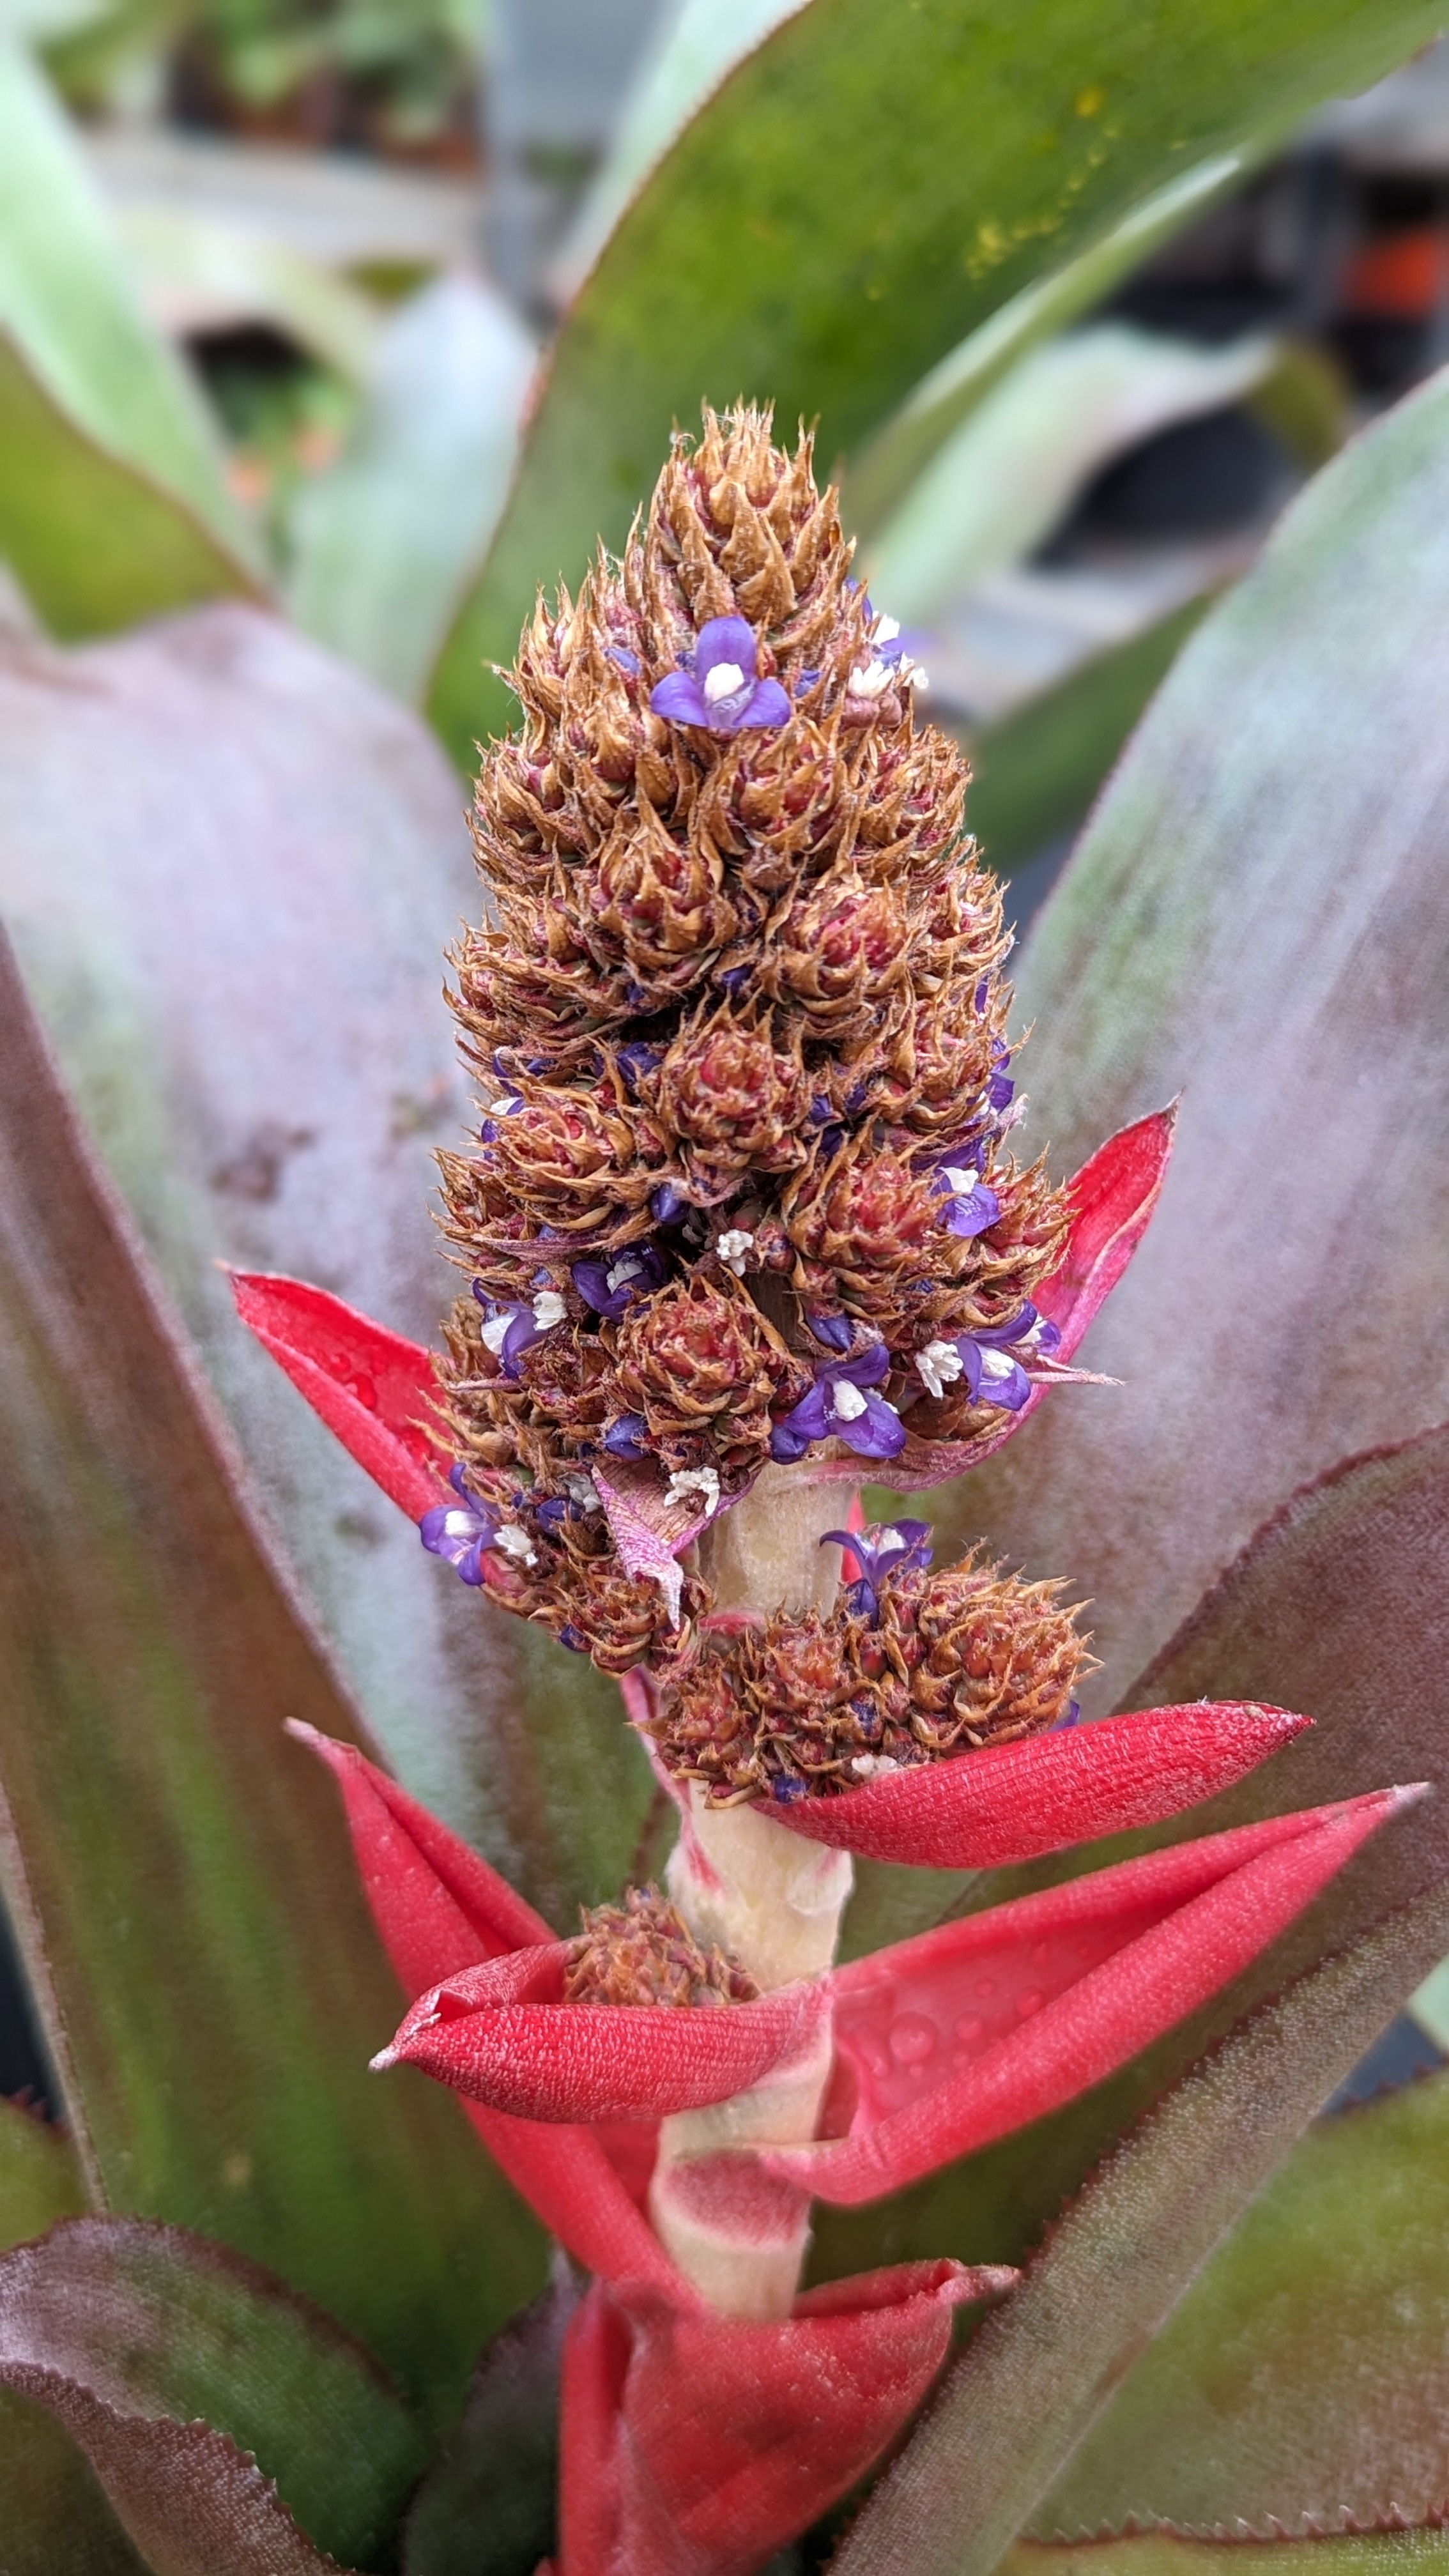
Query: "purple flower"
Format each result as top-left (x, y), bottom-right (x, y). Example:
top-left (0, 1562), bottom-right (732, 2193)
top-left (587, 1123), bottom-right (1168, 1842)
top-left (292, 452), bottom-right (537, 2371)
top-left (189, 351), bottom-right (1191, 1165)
top-left (420, 1466), bottom-right (540, 1585)
top-left (806, 1312), bottom-right (855, 1355)
top-left (479, 1090), bottom-right (522, 1146)
top-left (472, 1279), bottom-right (567, 1378)
top-left (602, 1413), bottom-right (650, 1461)
top-left (931, 1158), bottom-right (1002, 1239)
top-left (987, 1038), bottom-right (1015, 1114)
top-left (716, 964), bottom-right (752, 998)
top-left (770, 1341), bottom-right (905, 1464)
top-left (820, 1518), bottom-right (933, 1620)
top-left (616, 1041), bottom-right (661, 1095)
top-left (608, 644), bottom-right (641, 675)
top-left (912, 1303), bottom-right (1060, 1416)
top-left (571, 1241), bottom-right (668, 1319)
top-left (650, 617), bottom-right (790, 735)
top-left (652, 1182), bottom-right (689, 1225)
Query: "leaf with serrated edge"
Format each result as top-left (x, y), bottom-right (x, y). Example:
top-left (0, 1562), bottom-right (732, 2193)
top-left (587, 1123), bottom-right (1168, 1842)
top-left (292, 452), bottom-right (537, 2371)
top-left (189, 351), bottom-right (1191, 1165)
top-left (943, 358), bottom-right (1449, 1719)
top-left (427, 0), bottom-right (1441, 762)
top-left (0, 935), bottom-right (543, 2427)
top-left (1000, 2538), bottom-right (1449, 2576)
top-left (0, 2218), bottom-right (425, 2568)
top-left (827, 1876), bottom-right (1449, 2576)
top-left (1036, 2068), bottom-right (1449, 2540)
top-left (0, 2103), bottom-right (142, 2576)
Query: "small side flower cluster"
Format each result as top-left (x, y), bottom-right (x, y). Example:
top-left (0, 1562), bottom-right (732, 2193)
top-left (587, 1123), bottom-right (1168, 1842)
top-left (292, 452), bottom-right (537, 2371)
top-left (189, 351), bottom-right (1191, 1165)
top-left (565, 1885), bottom-right (758, 2007)
top-left (648, 1522), bottom-right (1087, 1805)
top-left (431, 406), bottom-right (1068, 1667)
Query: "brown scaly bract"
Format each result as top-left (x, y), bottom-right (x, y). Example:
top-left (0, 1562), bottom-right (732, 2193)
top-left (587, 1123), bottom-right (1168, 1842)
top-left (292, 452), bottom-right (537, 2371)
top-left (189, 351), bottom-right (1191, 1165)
top-left (433, 404), bottom-right (1068, 1673)
top-left (565, 1885), bottom-right (758, 2007)
top-left (648, 1554), bottom-right (1089, 1804)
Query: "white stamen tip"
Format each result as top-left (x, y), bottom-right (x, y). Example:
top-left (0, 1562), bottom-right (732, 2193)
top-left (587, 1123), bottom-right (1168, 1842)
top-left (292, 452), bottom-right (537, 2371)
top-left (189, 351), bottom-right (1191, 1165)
top-left (494, 1521), bottom-right (537, 1565)
top-left (715, 1227), bottom-right (755, 1274)
top-left (831, 1379), bottom-right (868, 1423)
top-left (875, 615), bottom-right (901, 643)
top-left (702, 661), bottom-right (746, 704)
top-left (851, 1753), bottom-right (901, 1778)
top-left (847, 658), bottom-right (893, 700)
top-left (532, 1290), bottom-right (566, 1330)
top-left (907, 664), bottom-right (929, 691)
top-left (565, 1473), bottom-right (602, 1514)
top-left (605, 1255), bottom-right (644, 1294)
top-left (942, 1166), bottom-right (979, 1196)
top-left (666, 1466), bottom-right (721, 1521)
top-left (981, 1349), bottom-right (1015, 1381)
top-left (916, 1338), bottom-right (963, 1402)
top-left (479, 1313), bottom-right (510, 1356)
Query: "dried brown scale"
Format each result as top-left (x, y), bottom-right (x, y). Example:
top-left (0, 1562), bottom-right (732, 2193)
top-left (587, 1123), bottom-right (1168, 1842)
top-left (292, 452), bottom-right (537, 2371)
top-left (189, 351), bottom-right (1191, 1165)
top-left (566, 1885), bottom-right (758, 2009)
top-left (649, 1559), bottom-right (1088, 1802)
top-left (649, 1003), bottom-right (814, 1195)
top-left (611, 1270), bottom-right (804, 1474)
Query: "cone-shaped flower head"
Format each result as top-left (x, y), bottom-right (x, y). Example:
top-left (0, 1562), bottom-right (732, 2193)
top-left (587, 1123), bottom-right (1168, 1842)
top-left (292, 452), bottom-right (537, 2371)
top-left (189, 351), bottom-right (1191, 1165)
top-left (431, 403), bottom-right (1070, 1669)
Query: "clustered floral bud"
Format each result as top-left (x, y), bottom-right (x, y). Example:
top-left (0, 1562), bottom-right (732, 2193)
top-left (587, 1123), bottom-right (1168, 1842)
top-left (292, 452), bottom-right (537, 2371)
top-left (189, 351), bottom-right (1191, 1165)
top-left (647, 1524), bottom-right (1090, 1805)
top-left (564, 1883), bottom-right (759, 2007)
top-left (430, 403), bottom-right (1071, 1672)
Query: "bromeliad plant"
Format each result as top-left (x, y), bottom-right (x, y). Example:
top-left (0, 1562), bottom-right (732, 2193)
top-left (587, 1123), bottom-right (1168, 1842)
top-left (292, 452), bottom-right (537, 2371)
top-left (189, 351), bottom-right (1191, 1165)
top-left (222, 408), bottom-right (1417, 2572)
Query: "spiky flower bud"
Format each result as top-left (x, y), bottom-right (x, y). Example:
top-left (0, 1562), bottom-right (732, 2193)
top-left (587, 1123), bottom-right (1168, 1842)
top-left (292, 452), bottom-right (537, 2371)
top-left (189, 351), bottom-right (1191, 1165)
top-left (565, 1884), bottom-right (758, 2007)
top-left (648, 1535), bottom-right (1089, 1805)
top-left (433, 403), bottom-right (1074, 1671)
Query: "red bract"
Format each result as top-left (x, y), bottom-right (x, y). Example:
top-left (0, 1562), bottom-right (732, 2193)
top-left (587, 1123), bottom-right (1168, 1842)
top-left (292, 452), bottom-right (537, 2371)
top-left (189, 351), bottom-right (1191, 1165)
top-left (552, 2259), bottom-right (1013, 2576)
top-left (379, 1945), bottom-right (827, 2122)
top-left (763, 1699), bottom-right (1310, 1865)
top-left (370, 1775), bottom-right (1406, 2205)
top-left (292, 1726), bottom-right (679, 2292)
top-left (228, 1271), bottom-right (447, 1520)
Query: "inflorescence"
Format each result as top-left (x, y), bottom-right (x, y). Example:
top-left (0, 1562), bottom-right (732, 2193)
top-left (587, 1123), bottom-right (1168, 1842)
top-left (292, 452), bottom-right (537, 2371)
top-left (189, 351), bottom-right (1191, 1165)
top-left (422, 404), bottom-right (1079, 1790)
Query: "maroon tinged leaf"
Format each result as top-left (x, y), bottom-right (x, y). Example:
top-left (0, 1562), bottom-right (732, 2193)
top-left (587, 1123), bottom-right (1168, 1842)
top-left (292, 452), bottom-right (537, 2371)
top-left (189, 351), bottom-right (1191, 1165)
top-left (0, 935), bottom-right (542, 2425)
top-left (0, 604), bottom-right (651, 1925)
top-left (827, 1877), bottom-right (1449, 2576)
top-left (0, 2218), bottom-right (426, 2574)
top-left (951, 363), bottom-right (1449, 1715)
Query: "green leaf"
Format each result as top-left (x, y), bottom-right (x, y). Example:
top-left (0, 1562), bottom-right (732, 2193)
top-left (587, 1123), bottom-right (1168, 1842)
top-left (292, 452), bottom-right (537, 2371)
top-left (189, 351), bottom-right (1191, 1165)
top-left (0, 2102), bottom-right (142, 2576)
top-left (933, 355), bottom-right (1449, 1717)
top-left (818, 1423), bottom-right (1449, 2283)
top-left (289, 273), bottom-right (537, 707)
top-left (404, 2258), bottom-right (578, 2576)
top-left (827, 1880), bottom-right (1449, 2576)
top-left (1036, 2069), bottom-right (1449, 2538)
top-left (0, 39), bottom-right (263, 631)
top-left (0, 2218), bottom-right (427, 2570)
top-left (1000, 2538), bottom-right (1449, 2576)
top-left (426, 0), bottom-right (1441, 763)
top-left (843, 151), bottom-right (1254, 539)
top-left (963, 596), bottom-right (1217, 882)
top-left (0, 601), bottom-right (649, 1925)
top-left (861, 325), bottom-right (1274, 626)
top-left (0, 931), bottom-right (544, 2428)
